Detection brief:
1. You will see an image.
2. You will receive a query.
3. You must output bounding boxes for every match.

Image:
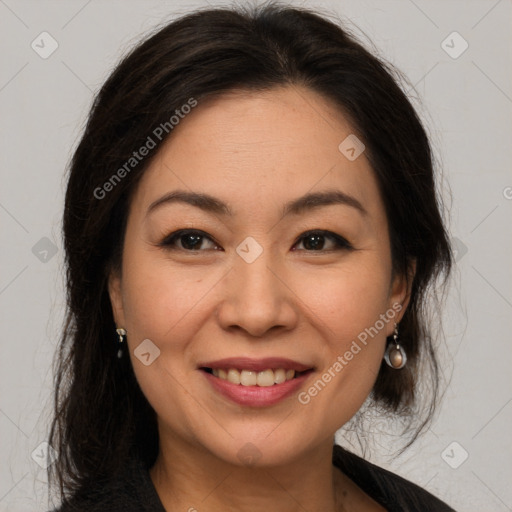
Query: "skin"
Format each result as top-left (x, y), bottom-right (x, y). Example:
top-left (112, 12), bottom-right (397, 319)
top-left (109, 85), bottom-right (413, 512)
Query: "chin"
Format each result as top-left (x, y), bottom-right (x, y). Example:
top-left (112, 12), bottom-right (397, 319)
top-left (195, 422), bottom-right (317, 468)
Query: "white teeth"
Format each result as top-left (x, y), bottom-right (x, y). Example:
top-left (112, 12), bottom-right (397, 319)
top-left (210, 367), bottom-right (298, 386)
top-left (240, 370), bottom-right (257, 386)
top-left (256, 369), bottom-right (275, 387)
top-left (227, 368), bottom-right (241, 385)
top-left (274, 368), bottom-right (286, 384)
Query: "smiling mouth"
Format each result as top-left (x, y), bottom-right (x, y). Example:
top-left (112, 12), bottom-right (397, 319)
top-left (200, 367), bottom-right (313, 387)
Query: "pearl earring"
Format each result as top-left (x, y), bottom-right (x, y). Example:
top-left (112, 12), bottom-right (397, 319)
top-left (116, 328), bottom-right (126, 359)
top-left (384, 323), bottom-right (407, 369)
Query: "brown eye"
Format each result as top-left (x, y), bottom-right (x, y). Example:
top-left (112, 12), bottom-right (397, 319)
top-left (293, 231), bottom-right (352, 252)
top-left (160, 230), bottom-right (220, 251)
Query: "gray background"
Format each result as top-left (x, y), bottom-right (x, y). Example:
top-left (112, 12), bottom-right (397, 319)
top-left (1, 0), bottom-right (511, 510)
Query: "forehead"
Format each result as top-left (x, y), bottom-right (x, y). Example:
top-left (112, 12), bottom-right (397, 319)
top-left (131, 86), bottom-right (384, 222)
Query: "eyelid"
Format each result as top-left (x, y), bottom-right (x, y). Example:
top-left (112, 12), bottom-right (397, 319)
top-left (159, 229), bottom-right (221, 250)
top-left (292, 230), bottom-right (352, 251)
top-left (159, 228), bottom-right (352, 252)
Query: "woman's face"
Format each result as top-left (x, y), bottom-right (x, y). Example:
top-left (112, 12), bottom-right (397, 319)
top-left (109, 86), bottom-right (410, 466)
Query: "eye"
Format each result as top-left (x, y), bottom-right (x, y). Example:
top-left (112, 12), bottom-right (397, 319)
top-left (159, 229), bottom-right (352, 253)
top-left (159, 229), bottom-right (221, 251)
top-left (292, 230), bottom-right (352, 252)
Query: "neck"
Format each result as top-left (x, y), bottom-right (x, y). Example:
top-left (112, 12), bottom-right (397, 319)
top-left (149, 435), bottom-right (348, 512)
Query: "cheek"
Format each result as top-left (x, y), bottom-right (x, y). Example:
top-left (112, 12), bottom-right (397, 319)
top-left (119, 250), bottom-right (215, 438)
top-left (121, 247), bottom-right (216, 343)
top-left (290, 258), bottom-right (392, 424)
top-left (295, 258), bottom-right (392, 344)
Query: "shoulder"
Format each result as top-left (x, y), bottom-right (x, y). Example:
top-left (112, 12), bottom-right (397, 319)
top-left (49, 457), bottom-right (165, 512)
top-left (333, 444), bottom-right (456, 512)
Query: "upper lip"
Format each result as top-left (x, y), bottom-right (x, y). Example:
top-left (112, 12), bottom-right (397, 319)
top-left (198, 357), bottom-right (313, 373)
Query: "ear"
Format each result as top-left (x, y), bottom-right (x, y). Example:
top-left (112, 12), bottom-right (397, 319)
top-left (386, 260), bottom-right (416, 336)
top-left (108, 269), bottom-right (126, 327)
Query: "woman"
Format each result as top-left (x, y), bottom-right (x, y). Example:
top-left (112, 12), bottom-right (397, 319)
top-left (48, 3), bottom-right (454, 511)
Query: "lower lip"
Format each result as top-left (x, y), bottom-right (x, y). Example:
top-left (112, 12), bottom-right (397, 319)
top-left (202, 370), bottom-right (312, 407)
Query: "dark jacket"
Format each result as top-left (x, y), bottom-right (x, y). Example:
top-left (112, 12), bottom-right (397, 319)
top-left (51, 444), bottom-right (456, 511)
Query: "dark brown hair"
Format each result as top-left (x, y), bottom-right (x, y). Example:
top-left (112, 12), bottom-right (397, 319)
top-left (48, 2), bottom-right (452, 504)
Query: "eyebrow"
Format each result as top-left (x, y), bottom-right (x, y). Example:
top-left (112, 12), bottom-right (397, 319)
top-left (146, 189), bottom-right (367, 218)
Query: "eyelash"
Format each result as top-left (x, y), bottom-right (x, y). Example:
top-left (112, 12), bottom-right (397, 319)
top-left (158, 229), bottom-right (353, 253)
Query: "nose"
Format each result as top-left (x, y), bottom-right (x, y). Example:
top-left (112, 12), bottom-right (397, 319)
top-left (215, 249), bottom-right (299, 338)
